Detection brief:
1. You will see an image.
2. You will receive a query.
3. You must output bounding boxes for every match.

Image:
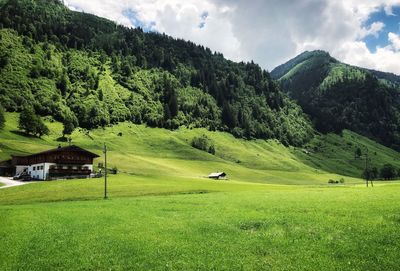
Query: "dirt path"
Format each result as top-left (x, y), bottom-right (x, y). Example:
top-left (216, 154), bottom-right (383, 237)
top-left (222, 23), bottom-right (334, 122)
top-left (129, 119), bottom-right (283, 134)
top-left (0, 176), bottom-right (35, 189)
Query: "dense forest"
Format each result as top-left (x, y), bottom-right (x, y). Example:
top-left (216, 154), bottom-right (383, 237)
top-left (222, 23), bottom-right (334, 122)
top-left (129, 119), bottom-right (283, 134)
top-left (0, 0), bottom-right (313, 146)
top-left (271, 51), bottom-right (400, 151)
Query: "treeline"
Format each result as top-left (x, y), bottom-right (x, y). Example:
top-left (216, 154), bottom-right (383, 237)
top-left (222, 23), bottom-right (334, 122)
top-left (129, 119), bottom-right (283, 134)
top-left (0, 0), bottom-right (314, 145)
top-left (363, 163), bottom-right (400, 181)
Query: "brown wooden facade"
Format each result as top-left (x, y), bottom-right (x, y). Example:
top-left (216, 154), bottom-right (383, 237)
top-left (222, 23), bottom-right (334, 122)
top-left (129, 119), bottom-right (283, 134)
top-left (11, 145), bottom-right (99, 166)
top-left (0, 145), bottom-right (100, 178)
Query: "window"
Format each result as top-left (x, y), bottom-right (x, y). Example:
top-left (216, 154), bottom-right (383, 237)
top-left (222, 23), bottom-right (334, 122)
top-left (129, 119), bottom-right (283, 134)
top-left (41, 166), bottom-right (44, 170)
top-left (33, 166), bottom-right (36, 170)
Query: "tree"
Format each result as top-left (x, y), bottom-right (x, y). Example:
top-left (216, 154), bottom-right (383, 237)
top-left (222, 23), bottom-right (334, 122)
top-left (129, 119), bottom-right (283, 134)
top-left (18, 107), bottom-right (49, 137)
top-left (62, 118), bottom-right (75, 137)
top-left (98, 89), bottom-right (104, 101)
top-left (380, 164), bottom-right (396, 180)
top-left (57, 72), bottom-right (70, 96)
top-left (35, 119), bottom-right (50, 137)
top-left (0, 52), bottom-right (9, 69)
top-left (222, 102), bottom-right (237, 129)
top-left (0, 106), bottom-right (5, 129)
top-left (355, 147), bottom-right (362, 159)
top-left (18, 107), bottom-right (36, 135)
top-left (168, 91), bottom-right (178, 118)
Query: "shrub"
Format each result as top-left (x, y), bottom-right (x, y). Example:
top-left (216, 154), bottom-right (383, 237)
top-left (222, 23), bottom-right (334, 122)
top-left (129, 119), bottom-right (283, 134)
top-left (191, 134), bottom-right (216, 155)
top-left (111, 166), bottom-right (118, 174)
top-left (380, 164), bottom-right (396, 180)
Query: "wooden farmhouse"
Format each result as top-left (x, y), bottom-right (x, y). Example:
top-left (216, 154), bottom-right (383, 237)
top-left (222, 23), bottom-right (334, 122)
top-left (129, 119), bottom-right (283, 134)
top-left (0, 145), bottom-right (99, 180)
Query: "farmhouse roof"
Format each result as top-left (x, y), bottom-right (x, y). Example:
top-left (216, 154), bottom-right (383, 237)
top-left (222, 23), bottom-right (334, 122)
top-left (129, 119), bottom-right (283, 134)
top-left (12, 145), bottom-right (100, 159)
top-left (208, 172), bottom-right (226, 178)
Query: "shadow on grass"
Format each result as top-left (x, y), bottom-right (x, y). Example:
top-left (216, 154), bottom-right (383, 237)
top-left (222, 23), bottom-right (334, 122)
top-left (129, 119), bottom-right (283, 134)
top-left (10, 130), bottom-right (38, 138)
top-left (56, 136), bottom-right (68, 142)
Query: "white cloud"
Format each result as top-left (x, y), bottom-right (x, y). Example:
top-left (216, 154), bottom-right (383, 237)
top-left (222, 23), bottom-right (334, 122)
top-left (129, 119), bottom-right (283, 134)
top-left (359, 21), bottom-right (385, 38)
top-left (384, 4), bottom-right (397, 15)
top-left (64, 0), bottom-right (400, 74)
top-left (388, 32), bottom-right (400, 50)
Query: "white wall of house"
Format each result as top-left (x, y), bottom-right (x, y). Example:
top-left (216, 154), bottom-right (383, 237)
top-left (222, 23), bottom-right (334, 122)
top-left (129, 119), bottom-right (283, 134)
top-left (44, 163), bottom-right (57, 180)
top-left (21, 163), bottom-right (94, 180)
top-left (28, 163), bottom-right (45, 180)
top-left (83, 164), bottom-right (93, 171)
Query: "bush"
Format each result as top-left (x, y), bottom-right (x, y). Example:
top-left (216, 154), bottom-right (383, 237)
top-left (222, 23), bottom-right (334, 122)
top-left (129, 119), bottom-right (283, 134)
top-left (191, 134), bottom-right (216, 155)
top-left (111, 166), bottom-right (118, 174)
top-left (380, 164), bottom-right (397, 180)
top-left (339, 178), bottom-right (345, 184)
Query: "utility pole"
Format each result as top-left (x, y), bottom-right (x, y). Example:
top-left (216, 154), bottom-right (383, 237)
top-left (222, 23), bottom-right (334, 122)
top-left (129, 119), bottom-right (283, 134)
top-left (103, 143), bottom-right (108, 199)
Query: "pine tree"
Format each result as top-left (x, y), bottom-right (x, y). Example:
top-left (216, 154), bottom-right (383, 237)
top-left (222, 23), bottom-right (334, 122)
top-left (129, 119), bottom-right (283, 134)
top-left (168, 91), bottom-right (178, 118)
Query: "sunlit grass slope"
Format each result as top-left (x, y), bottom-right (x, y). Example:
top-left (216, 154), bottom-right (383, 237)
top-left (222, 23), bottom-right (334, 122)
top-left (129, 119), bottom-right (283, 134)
top-left (294, 130), bottom-right (400, 177)
top-left (0, 112), bottom-right (365, 185)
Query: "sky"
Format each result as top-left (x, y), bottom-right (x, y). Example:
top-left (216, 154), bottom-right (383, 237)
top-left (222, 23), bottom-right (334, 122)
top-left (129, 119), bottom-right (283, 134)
top-left (64, 0), bottom-right (400, 74)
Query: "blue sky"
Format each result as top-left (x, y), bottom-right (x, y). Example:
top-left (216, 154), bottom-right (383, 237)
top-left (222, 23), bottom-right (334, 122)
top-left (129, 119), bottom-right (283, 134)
top-left (65, 0), bottom-right (400, 74)
top-left (123, 9), bottom-right (155, 32)
top-left (363, 6), bottom-right (400, 52)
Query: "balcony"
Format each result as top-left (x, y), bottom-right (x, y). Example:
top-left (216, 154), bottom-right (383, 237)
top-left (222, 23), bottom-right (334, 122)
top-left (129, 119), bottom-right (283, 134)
top-left (49, 168), bottom-right (92, 177)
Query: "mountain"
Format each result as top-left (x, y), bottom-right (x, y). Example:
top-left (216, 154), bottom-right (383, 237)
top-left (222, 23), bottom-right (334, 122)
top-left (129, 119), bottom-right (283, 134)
top-left (271, 50), bottom-right (400, 151)
top-left (0, 0), bottom-right (313, 146)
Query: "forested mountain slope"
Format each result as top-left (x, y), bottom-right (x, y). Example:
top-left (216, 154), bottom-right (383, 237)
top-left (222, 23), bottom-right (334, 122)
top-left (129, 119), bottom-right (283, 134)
top-left (0, 0), bottom-right (313, 146)
top-left (271, 50), bottom-right (400, 150)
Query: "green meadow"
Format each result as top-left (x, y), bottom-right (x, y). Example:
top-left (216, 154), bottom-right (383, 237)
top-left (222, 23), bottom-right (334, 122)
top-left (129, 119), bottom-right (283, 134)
top-left (1, 113), bottom-right (400, 270)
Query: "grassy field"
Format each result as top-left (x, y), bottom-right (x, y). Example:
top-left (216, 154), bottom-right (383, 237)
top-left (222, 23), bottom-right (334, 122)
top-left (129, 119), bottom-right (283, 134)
top-left (1, 113), bottom-right (400, 270)
top-left (1, 180), bottom-right (400, 270)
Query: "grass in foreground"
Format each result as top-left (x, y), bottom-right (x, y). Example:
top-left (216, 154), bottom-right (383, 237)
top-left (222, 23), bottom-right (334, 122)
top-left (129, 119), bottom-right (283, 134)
top-left (0, 180), bottom-right (399, 271)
